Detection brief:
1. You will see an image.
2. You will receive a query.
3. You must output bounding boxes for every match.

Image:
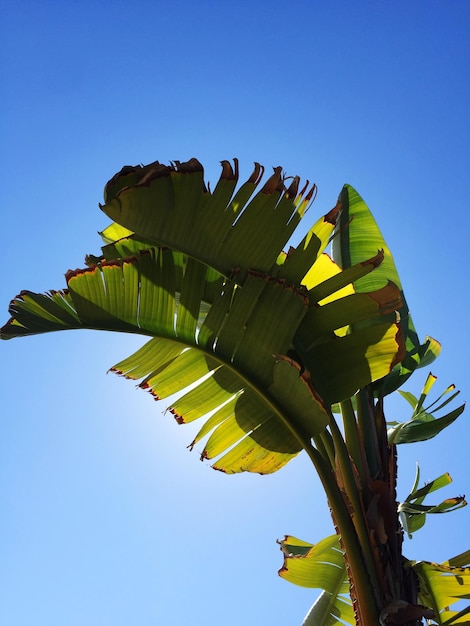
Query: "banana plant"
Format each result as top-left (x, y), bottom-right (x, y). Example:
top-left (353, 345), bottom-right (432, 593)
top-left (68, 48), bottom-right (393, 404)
top-left (1, 158), bottom-right (466, 625)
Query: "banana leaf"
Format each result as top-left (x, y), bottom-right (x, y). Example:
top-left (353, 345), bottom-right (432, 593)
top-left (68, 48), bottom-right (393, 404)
top-left (399, 464), bottom-right (467, 537)
top-left (412, 551), bottom-right (470, 624)
top-left (1, 160), bottom-right (406, 471)
top-left (388, 373), bottom-right (465, 445)
top-left (278, 534), bottom-right (354, 625)
top-left (332, 184), bottom-right (438, 396)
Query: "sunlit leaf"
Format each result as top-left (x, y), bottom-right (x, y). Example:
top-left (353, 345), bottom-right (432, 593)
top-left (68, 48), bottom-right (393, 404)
top-left (278, 534), bottom-right (354, 625)
top-left (399, 465), bottom-right (467, 537)
top-left (388, 374), bottom-right (465, 444)
top-left (100, 159), bottom-right (318, 280)
top-left (412, 551), bottom-right (470, 623)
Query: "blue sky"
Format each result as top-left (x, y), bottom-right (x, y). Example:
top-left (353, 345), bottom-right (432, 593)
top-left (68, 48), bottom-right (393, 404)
top-left (1, 1), bottom-right (469, 624)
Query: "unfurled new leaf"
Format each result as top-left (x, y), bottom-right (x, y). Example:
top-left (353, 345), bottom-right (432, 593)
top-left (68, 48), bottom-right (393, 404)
top-left (388, 373), bottom-right (465, 445)
top-left (399, 464), bottom-right (467, 537)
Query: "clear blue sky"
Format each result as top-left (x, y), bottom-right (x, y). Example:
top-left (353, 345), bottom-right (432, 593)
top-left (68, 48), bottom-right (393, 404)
top-left (1, 2), bottom-right (469, 625)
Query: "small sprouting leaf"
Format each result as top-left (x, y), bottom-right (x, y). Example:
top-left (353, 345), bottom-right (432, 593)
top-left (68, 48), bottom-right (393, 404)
top-left (399, 467), bottom-right (467, 537)
top-left (388, 374), bottom-right (465, 445)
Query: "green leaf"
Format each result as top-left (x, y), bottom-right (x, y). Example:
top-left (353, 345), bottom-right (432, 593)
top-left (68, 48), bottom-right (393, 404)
top-left (278, 534), bottom-right (354, 625)
top-left (290, 248), bottom-right (406, 404)
top-left (397, 390), bottom-right (419, 408)
top-left (440, 605), bottom-right (470, 625)
top-left (99, 162), bottom-right (406, 402)
top-left (399, 467), bottom-right (467, 537)
top-left (0, 289), bottom-right (80, 337)
top-left (302, 591), bottom-right (355, 626)
top-left (388, 374), bottom-right (465, 445)
top-left (388, 405), bottom-right (465, 445)
top-left (279, 534), bottom-right (349, 593)
top-left (296, 319), bottom-right (405, 404)
top-left (277, 202), bottom-right (339, 285)
top-left (1, 160), bottom-right (410, 471)
top-left (100, 159), bottom-right (318, 280)
top-left (100, 222), bottom-right (134, 243)
top-left (332, 185), bottom-right (403, 293)
top-left (305, 250), bottom-right (383, 304)
top-left (331, 183), bottom-right (438, 398)
top-left (377, 335), bottom-right (442, 398)
top-left (3, 248), bottom-right (333, 474)
top-left (412, 552), bottom-right (470, 623)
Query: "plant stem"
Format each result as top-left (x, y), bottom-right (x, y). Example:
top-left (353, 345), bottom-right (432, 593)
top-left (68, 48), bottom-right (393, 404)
top-left (303, 441), bottom-right (381, 625)
top-left (356, 388), bottom-right (381, 478)
top-left (327, 415), bottom-right (383, 608)
top-left (339, 399), bottom-right (368, 490)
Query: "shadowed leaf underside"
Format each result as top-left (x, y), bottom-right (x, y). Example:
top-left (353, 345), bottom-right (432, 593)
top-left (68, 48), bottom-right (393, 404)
top-left (2, 248), bottom-right (331, 473)
top-left (1, 159), bottom-right (407, 472)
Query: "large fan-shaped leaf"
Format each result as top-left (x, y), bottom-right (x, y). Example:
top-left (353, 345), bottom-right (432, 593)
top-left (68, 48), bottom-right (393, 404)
top-left (2, 248), bottom-right (332, 474)
top-left (100, 159), bottom-right (317, 280)
top-left (96, 220), bottom-right (405, 407)
top-left (1, 159), bottom-right (409, 472)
